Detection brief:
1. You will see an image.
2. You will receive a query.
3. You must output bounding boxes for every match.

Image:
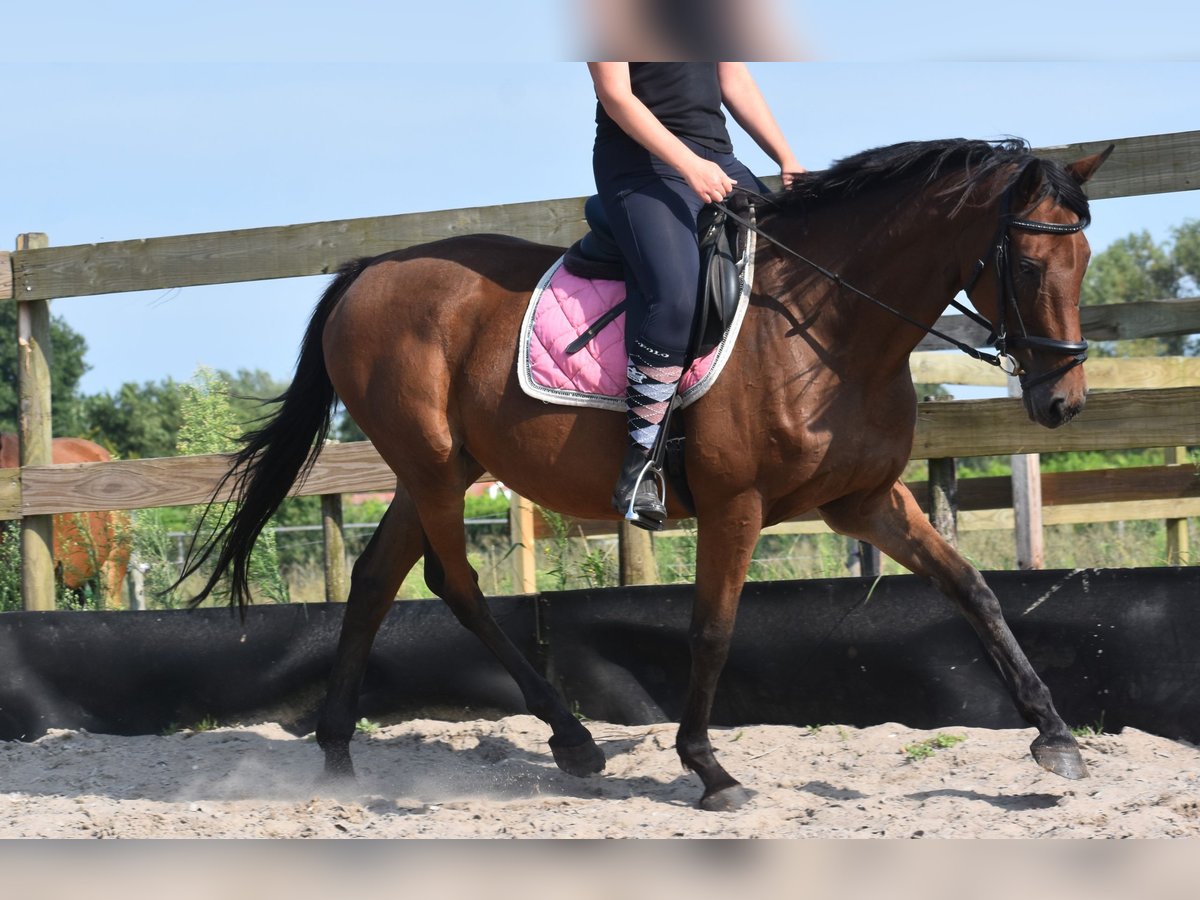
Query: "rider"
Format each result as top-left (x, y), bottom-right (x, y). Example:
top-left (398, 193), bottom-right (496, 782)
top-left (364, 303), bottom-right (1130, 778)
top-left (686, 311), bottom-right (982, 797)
top-left (588, 62), bottom-right (804, 528)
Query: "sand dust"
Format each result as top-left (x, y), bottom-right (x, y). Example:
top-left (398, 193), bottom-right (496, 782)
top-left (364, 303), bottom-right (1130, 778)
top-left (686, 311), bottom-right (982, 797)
top-left (1, 716), bottom-right (1197, 838)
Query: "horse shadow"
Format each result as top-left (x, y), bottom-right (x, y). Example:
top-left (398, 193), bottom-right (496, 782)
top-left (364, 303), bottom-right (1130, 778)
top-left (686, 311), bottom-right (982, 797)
top-left (1, 727), bottom-right (697, 808)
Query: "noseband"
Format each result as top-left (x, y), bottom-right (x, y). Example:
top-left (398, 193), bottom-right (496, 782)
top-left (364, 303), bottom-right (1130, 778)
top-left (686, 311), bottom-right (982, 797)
top-left (958, 183), bottom-right (1088, 391)
top-left (717, 174), bottom-right (1089, 393)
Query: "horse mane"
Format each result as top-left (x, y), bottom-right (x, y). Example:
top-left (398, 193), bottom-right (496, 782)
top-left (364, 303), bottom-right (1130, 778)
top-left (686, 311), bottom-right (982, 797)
top-left (778, 137), bottom-right (1091, 225)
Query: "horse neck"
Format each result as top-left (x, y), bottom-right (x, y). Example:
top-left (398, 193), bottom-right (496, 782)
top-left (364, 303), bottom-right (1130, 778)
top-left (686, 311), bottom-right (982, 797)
top-left (758, 186), bottom-right (994, 377)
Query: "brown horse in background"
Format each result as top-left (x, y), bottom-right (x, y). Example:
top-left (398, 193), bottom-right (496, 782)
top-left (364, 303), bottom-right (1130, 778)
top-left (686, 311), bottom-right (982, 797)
top-left (0, 435), bottom-right (132, 607)
top-left (184, 138), bottom-right (1111, 810)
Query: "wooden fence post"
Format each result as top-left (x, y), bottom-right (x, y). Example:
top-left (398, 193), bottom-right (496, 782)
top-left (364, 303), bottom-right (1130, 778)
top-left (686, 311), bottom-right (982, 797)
top-left (618, 521), bottom-right (658, 586)
top-left (926, 394), bottom-right (959, 546)
top-left (1165, 446), bottom-right (1190, 565)
top-left (510, 492), bottom-right (538, 593)
top-left (1009, 375), bottom-right (1044, 569)
top-left (16, 234), bottom-right (56, 611)
top-left (321, 493), bottom-right (348, 601)
top-left (928, 456), bottom-right (959, 545)
top-left (127, 560), bottom-right (147, 611)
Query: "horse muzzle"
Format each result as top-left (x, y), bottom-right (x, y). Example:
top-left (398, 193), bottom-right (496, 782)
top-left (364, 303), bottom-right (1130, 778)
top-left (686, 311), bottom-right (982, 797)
top-left (1022, 373), bottom-right (1087, 428)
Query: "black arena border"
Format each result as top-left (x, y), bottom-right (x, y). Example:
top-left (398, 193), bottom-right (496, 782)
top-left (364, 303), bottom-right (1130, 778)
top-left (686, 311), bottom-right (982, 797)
top-left (1, 568), bottom-right (1196, 743)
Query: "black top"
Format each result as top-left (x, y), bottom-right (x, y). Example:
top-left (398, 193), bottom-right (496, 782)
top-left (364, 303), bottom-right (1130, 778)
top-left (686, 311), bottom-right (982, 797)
top-left (595, 62), bottom-right (732, 154)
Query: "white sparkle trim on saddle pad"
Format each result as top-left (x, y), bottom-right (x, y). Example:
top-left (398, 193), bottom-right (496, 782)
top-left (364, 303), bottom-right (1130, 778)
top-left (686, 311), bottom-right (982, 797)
top-left (516, 230), bottom-right (756, 412)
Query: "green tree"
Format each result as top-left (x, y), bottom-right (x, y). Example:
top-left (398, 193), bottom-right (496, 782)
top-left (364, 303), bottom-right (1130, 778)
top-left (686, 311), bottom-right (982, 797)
top-left (84, 378), bottom-right (183, 459)
top-left (220, 368), bottom-right (289, 429)
top-left (1170, 219), bottom-right (1200, 295)
top-left (1080, 227), bottom-right (1190, 356)
top-left (83, 368), bottom-right (289, 461)
top-left (0, 303), bottom-right (90, 437)
top-left (175, 368), bottom-right (289, 605)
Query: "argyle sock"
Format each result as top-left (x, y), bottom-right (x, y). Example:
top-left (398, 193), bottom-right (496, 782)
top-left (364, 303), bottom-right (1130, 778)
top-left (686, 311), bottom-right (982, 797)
top-left (625, 342), bottom-right (685, 453)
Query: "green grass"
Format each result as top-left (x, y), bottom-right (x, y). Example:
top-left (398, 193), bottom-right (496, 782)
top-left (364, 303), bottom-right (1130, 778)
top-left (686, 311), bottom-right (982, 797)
top-left (1071, 712), bottom-right (1107, 738)
top-left (902, 732), bottom-right (967, 762)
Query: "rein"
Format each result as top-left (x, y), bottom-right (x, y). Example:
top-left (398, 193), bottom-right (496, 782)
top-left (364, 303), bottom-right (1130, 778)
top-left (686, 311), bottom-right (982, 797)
top-left (715, 176), bottom-right (1088, 391)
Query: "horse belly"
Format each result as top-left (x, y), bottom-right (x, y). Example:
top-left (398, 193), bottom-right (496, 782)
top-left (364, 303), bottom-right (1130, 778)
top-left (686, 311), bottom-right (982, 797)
top-left (462, 382), bottom-right (629, 521)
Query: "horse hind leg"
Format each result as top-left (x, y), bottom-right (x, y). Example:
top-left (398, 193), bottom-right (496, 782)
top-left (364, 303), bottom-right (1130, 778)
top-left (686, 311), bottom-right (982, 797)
top-left (315, 488), bottom-right (426, 780)
top-left (821, 484), bottom-right (1087, 780)
top-left (414, 474), bottom-right (605, 778)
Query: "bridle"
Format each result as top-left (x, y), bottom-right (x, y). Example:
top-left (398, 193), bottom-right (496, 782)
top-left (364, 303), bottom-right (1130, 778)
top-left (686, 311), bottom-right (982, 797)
top-left (957, 180), bottom-right (1088, 390)
top-left (714, 172), bottom-right (1089, 391)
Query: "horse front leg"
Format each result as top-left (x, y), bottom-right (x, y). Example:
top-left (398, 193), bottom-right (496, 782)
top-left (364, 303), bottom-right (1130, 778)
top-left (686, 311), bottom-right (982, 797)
top-left (679, 495), bottom-right (763, 811)
top-left (821, 483), bottom-right (1088, 780)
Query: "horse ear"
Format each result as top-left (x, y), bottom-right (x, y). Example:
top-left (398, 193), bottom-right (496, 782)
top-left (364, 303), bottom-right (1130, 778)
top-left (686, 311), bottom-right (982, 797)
top-left (1065, 144), bottom-right (1115, 185)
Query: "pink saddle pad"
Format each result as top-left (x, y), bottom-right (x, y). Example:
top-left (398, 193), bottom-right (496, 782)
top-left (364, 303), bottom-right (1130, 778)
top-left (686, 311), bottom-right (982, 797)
top-left (517, 256), bottom-right (750, 412)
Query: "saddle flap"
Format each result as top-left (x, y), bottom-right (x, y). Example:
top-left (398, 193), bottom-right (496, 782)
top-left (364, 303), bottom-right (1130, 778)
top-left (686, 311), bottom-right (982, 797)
top-left (695, 203), bottom-right (751, 356)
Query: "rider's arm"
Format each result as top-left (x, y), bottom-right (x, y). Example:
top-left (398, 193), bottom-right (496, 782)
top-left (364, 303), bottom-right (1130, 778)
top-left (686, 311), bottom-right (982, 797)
top-left (717, 62), bottom-right (805, 185)
top-left (588, 62), bottom-right (735, 203)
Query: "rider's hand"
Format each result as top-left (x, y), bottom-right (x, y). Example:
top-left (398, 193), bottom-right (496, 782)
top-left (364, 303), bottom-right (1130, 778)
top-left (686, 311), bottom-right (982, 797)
top-left (780, 157), bottom-right (807, 189)
top-left (680, 156), bottom-right (735, 204)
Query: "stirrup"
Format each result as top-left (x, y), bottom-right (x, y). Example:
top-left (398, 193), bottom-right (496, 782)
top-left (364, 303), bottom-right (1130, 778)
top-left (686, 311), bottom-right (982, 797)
top-left (613, 449), bottom-right (667, 532)
top-left (624, 457), bottom-right (667, 532)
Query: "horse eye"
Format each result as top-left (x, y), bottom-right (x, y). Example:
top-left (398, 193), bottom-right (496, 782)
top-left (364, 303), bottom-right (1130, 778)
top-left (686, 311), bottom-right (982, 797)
top-left (1018, 258), bottom-right (1044, 280)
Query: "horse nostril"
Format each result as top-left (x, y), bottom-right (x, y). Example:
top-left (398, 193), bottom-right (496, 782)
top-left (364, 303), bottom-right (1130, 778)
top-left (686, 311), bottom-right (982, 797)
top-left (1049, 394), bottom-right (1080, 425)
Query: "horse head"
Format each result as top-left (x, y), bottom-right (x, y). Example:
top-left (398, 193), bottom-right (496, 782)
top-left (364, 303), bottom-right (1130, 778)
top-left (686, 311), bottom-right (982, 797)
top-left (964, 147), bottom-right (1113, 428)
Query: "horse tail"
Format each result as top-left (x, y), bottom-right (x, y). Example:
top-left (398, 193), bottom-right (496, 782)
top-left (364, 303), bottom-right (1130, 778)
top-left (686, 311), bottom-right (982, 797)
top-left (180, 257), bottom-right (372, 613)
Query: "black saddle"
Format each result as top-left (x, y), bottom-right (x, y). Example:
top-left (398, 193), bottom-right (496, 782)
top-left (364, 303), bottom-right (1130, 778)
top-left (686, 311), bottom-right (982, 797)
top-left (560, 194), bottom-right (754, 518)
top-left (561, 194), bottom-right (751, 359)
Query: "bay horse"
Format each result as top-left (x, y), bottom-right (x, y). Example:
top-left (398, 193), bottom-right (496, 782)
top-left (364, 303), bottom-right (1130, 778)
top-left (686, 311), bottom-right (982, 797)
top-left (184, 138), bottom-right (1111, 810)
top-left (0, 435), bottom-right (132, 607)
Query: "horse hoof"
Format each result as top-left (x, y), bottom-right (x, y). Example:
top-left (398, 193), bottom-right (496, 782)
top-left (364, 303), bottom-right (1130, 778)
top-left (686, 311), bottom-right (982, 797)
top-left (551, 739), bottom-right (607, 777)
top-left (317, 746), bottom-right (357, 784)
top-left (700, 784), bottom-right (754, 812)
top-left (1031, 735), bottom-right (1089, 780)
top-left (314, 766), bottom-right (359, 796)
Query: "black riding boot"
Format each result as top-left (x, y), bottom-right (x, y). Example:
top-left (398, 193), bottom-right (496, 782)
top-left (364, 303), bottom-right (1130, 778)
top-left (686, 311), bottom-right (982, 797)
top-left (612, 443), bottom-right (667, 531)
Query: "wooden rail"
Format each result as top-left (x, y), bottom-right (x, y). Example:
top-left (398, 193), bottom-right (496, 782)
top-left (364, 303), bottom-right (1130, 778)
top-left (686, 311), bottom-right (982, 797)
top-left (6, 198), bottom-right (588, 303)
top-left (0, 388), bottom-right (1195, 521)
top-left (917, 299), bottom-right (1200, 353)
top-left (537, 465), bottom-right (1200, 540)
top-left (911, 354), bottom-right (1200, 389)
top-left (1036, 130), bottom-right (1200, 200)
top-left (911, 387), bottom-right (1200, 458)
top-left (5, 130), bottom-right (1197, 304)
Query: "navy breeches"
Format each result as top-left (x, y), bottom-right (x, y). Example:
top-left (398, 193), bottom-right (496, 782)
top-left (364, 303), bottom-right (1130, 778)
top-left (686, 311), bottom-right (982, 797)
top-left (593, 135), bottom-right (763, 358)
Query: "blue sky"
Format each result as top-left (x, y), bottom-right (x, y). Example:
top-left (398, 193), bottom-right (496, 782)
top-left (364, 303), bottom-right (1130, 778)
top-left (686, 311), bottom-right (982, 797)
top-left (2, 4), bottom-right (1198, 395)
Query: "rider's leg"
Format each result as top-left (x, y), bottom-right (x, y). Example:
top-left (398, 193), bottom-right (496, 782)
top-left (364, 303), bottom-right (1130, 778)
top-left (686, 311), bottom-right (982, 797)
top-left (599, 176), bottom-right (704, 527)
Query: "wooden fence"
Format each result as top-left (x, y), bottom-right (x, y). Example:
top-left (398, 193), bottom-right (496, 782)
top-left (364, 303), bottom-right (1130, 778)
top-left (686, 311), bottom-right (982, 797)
top-left (2, 130), bottom-right (1198, 608)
